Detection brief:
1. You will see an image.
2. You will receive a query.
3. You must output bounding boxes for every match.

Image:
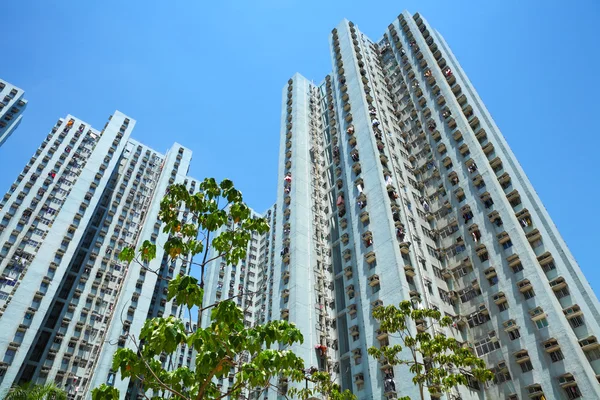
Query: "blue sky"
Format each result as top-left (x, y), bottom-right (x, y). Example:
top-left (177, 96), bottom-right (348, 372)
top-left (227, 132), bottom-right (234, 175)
top-left (1, 0), bottom-right (599, 293)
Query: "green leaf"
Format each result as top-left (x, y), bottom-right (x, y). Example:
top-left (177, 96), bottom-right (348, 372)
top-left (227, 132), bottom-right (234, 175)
top-left (118, 246), bottom-right (135, 263)
top-left (140, 240), bottom-right (157, 262)
top-left (91, 384), bottom-right (120, 400)
top-left (167, 274), bottom-right (203, 309)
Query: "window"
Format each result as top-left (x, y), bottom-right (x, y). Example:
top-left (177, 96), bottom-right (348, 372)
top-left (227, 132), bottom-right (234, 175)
top-left (523, 289), bottom-right (535, 300)
top-left (467, 312), bottom-right (490, 328)
top-left (564, 386), bottom-right (582, 399)
top-left (498, 302), bottom-right (509, 312)
top-left (488, 275), bottom-right (499, 286)
top-left (569, 315), bottom-right (585, 328)
top-left (489, 367), bottom-right (511, 386)
top-left (508, 329), bottom-right (520, 341)
top-left (549, 349), bottom-right (564, 363)
top-left (585, 348), bottom-right (600, 361)
top-left (502, 240), bottom-right (513, 250)
top-left (535, 318), bottom-right (549, 330)
top-left (555, 287), bottom-right (570, 299)
top-left (474, 336), bottom-right (500, 356)
top-left (459, 287), bottom-right (481, 303)
top-left (530, 239), bottom-right (543, 248)
top-left (511, 263), bottom-right (523, 273)
top-left (542, 261), bottom-right (556, 273)
top-left (520, 360), bottom-right (533, 373)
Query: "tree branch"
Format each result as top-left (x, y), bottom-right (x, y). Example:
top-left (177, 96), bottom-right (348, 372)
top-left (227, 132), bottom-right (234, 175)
top-left (196, 356), bottom-right (232, 400)
top-left (130, 335), bottom-right (191, 400)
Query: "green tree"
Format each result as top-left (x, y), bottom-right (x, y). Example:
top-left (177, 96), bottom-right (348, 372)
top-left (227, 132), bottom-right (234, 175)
top-left (368, 300), bottom-right (493, 400)
top-left (92, 179), bottom-right (354, 400)
top-left (3, 382), bottom-right (67, 400)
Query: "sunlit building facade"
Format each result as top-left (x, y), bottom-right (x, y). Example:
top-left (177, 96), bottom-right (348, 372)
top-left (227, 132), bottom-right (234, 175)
top-left (0, 79), bottom-right (27, 147)
top-left (0, 111), bottom-right (200, 399)
top-left (253, 11), bottom-right (600, 400)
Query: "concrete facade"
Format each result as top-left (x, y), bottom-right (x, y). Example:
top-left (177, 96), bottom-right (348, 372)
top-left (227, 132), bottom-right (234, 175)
top-left (0, 111), bottom-right (200, 399)
top-left (0, 79), bottom-right (27, 147)
top-left (202, 11), bottom-right (600, 400)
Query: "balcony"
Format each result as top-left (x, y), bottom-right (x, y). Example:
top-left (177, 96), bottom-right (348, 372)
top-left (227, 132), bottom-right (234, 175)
top-left (372, 299), bottom-right (384, 311)
top-left (489, 156), bottom-right (503, 172)
top-left (517, 279), bottom-right (532, 293)
top-left (475, 127), bottom-right (487, 142)
top-left (476, 140), bottom-right (494, 156)
top-left (281, 308), bottom-right (289, 318)
top-left (497, 231), bottom-right (511, 245)
top-left (376, 329), bottom-right (388, 341)
top-left (360, 211), bottom-right (370, 223)
top-left (497, 172), bottom-right (511, 190)
top-left (344, 265), bottom-right (353, 277)
top-left (404, 265), bottom-right (416, 277)
top-left (475, 244), bottom-right (488, 258)
top-left (346, 285), bottom-right (355, 296)
top-left (350, 325), bottom-right (360, 336)
top-left (558, 373), bottom-right (576, 389)
top-left (453, 129), bottom-right (463, 142)
top-left (282, 289), bottom-right (290, 298)
top-left (368, 274), bottom-right (380, 287)
top-left (526, 229), bottom-right (541, 244)
top-left (469, 116), bottom-right (480, 130)
top-left (563, 304), bottom-right (582, 320)
top-left (543, 338), bottom-right (560, 353)
top-left (579, 336), bottom-right (599, 352)
top-left (506, 189), bottom-right (521, 208)
top-left (343, 249), bottom-right (352, 261)
top-left (447, 118), bottom-right (457, 130)
top-left (537, 252), bottom-right (554, 270)
top-left (549, 276), bottom-right (567, 292)
top-left (399, 241), bottom-right (410, 255)
top-left (484, 267), bottom-right (496, 279)
top-left (354, 373), bottom-right (364, 385)
top-left (282, 270), bottom-right (290, 280)
top-left (365, 251), bottom-right (376, 264)
top-left (348, 304), bottom-right (357, 315)
top-left (493, 292), bottom-right (506, 305)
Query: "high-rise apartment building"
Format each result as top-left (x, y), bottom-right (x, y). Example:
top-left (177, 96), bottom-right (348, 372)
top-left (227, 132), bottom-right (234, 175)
top-left (201, 204), bottom-right (277, 396)
top-left (202, 11), bottom-right (600, 400)
top-left (0, 111), bottom-right (200, 399)
top-left (0, 79), bottom-right (27, 147)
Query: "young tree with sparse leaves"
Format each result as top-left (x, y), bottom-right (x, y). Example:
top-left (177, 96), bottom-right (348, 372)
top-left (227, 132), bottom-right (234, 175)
top-left (368, 300), bottom-right (493, 400)
top-left (91, 179), bottom-right (354, 400)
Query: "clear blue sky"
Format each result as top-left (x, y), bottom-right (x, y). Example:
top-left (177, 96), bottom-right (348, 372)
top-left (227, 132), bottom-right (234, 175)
top-left (1, 1), bottom-right (599, 293)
